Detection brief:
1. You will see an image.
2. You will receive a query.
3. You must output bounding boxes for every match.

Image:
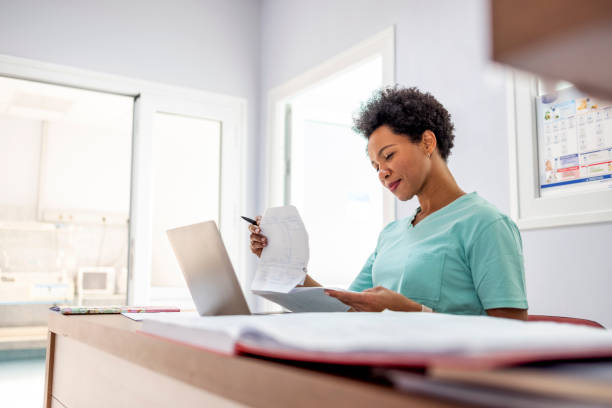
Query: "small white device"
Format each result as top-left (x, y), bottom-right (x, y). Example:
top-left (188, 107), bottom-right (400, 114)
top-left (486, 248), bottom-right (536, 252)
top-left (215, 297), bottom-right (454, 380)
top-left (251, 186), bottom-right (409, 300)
top-left (77, 266), bottom-right (115, 296)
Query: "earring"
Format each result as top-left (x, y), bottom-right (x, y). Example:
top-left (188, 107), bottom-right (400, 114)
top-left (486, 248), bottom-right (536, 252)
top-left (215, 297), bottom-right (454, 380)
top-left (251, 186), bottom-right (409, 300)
top-left (427, 153), bottom-right (431, 159)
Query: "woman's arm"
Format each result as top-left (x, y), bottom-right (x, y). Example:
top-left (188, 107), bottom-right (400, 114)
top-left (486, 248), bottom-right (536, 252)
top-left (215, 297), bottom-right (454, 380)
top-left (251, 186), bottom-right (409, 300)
top-left (327, 287), bottom-right (530, 318)
top-left (468, 218), bottom-right (529, 319)
top-left (486, 308), bottom-right (528, 321)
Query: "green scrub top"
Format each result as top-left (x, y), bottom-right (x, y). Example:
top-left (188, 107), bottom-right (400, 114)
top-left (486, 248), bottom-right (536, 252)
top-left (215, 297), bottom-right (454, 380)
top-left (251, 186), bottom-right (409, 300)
top-left (348, 192), bottom-right (528, 314)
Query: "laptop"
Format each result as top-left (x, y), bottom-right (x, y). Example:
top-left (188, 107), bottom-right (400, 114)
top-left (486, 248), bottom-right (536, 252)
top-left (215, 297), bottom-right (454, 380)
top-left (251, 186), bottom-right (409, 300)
top-left (166, 220), bottom-right (251, 316)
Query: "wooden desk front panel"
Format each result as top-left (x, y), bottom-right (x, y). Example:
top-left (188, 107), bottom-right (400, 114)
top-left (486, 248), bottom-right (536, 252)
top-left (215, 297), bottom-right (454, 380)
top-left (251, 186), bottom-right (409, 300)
top-left (45, 313), bottom-right (457, 408)
top-left (51, 334), bottom-right (244, 408)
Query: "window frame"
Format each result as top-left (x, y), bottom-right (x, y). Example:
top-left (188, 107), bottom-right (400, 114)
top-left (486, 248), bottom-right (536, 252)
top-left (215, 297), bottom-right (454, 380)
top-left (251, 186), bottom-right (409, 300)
top-left (0, 54), bottom-right (247, 305)
top-left (264, 26), bottom-right (396, 224)
top-left (507, 69), bottom-right (612, 229)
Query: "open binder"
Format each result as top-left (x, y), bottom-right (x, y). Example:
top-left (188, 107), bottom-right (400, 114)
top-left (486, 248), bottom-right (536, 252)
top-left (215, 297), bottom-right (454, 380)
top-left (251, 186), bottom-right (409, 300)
top-left (138, 311), bottom-right (612, 370)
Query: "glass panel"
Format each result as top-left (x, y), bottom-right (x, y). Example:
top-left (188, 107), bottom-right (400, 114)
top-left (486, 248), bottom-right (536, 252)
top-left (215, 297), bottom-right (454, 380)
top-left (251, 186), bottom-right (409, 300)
top-left (298, 120), bottom-right (383, 287)
top-left (288, 56), bottom-right (384, 288)
top-left (0, 76), bottom-right (133, 334)
top-left (151, 112), bottom-right (221, 290)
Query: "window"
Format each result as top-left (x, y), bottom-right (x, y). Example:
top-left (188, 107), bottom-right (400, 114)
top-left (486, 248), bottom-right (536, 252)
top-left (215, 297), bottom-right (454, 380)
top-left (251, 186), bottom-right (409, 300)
top-left (0, 75), bottom-right (133, 344)
top-left (266, 28), bottom-right (395, 290)
top-left (149, 113), bottom-right (222, 307)
top-left (0, 55), bottom-right (247, 314)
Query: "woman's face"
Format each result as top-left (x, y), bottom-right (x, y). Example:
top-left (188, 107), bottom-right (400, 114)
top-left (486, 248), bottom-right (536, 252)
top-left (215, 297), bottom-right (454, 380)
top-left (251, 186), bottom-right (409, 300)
top-left (367, 125), bottom-right (431, 201)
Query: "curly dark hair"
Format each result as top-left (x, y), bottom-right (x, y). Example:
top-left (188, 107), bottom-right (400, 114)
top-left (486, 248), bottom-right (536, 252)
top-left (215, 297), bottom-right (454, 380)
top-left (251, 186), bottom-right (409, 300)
top-left (353, 86), bottom-right (455, 161)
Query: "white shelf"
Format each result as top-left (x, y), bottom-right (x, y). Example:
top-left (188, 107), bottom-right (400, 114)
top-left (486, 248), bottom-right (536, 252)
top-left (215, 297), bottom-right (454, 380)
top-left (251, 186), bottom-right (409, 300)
top-left (0, 221), bottom-right (56, 231)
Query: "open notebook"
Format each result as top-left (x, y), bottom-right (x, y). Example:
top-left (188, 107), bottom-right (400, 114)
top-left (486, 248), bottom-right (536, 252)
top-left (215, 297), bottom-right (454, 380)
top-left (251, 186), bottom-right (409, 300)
top-left (139, 311), bottom-right (612, 369)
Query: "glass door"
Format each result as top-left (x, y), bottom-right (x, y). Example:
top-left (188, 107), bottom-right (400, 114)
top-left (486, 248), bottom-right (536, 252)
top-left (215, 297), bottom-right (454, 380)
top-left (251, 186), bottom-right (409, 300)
top-left (0, 76), bottom-right (133, 347)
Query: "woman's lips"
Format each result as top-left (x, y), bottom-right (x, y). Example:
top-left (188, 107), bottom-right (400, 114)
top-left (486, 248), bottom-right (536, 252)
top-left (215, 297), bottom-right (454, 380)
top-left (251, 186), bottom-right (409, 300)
top-left (389, 180), bottom-right (401, 192)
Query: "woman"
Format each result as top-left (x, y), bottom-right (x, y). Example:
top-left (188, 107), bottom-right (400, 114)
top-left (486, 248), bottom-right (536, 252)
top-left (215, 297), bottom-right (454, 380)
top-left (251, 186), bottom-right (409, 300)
top-left (250, 86), bottom-right (528, 320)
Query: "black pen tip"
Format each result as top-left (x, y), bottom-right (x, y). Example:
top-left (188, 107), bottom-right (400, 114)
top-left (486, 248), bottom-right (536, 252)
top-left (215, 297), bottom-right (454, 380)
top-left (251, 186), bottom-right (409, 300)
top-left (241, 216), bottom-right (257, 225)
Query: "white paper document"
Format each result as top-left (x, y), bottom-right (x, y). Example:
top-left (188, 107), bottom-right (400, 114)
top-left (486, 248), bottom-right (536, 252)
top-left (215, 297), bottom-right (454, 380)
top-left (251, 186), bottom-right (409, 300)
top-left (249, 205), bottom-right (351, 313)
top-left (122, 311), bottom-right (198, 321)
top-left (251, 205), bottom-right (309, 293)
top-left (122, 312), bottom-right (145, 321)
top-left (253, 287), bottom-right (351, 313)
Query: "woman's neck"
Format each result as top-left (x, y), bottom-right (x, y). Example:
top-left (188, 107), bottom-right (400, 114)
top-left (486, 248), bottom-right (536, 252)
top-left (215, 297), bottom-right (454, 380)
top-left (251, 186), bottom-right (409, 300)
top-left (416, 159), bottom-right (465, 216)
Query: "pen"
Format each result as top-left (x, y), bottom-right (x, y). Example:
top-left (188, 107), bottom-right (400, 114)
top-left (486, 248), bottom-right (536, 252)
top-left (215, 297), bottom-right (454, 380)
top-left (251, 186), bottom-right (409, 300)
top-left (241, 216), bottom-right (258, 225)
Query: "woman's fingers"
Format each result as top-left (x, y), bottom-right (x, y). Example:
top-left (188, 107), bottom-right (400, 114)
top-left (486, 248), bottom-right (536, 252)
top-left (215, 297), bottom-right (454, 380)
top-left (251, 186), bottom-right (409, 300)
top-left (248, 224), bottom-right (261, 234)
top-left (325, 290), bottom-right (369, 308)
top-left (250, 233), bottom-right (266, 242)
top-left (250, 234), bottom-right (267, 245)
top-left (246, 217), bottom-right (264, 257)
top-left (325, 290), bottom-right (364, 302)
top-left (250, 241), bottom-right (266, 253)
top-left (249, 229), bottom-right (267, 255)
top-left (248, 220), bottom-right (267, 246)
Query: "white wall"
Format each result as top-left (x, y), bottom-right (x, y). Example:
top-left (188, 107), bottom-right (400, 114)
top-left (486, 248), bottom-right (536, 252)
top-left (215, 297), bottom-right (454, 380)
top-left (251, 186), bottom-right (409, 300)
top-left (0, 0), bottom-right (260, 100)
top-left (0, 115), bottom-right (41, 218)
top-left (259, 0), bottom-right (612, 326)
top-left (0, 0), bottom-right (262, 293)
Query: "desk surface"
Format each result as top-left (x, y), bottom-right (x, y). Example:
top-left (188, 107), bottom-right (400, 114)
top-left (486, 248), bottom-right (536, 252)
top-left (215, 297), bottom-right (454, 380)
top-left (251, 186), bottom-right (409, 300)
top-left (44, 312), bottom-right (459, 408)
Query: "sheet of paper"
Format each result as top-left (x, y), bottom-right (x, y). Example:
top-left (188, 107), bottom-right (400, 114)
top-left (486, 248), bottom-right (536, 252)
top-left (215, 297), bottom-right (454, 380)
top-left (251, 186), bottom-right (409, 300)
top-left (122, 312), bottom-right (145, 321)
top-left (245, 311), bottom-right (612, 354)
top-left (251, 205), bottom-right (309, 293)
top-left (252, 287), bottom-right (351, 313)
top-left (123, 311), bottom-right (198, 321)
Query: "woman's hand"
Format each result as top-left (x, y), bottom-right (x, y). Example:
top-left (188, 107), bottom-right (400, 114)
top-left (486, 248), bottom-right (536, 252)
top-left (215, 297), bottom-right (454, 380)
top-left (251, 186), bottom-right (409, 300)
top-left (325, 286), bottom-right (422, 312)
top-left (248, 216), bottom-right (267, 258)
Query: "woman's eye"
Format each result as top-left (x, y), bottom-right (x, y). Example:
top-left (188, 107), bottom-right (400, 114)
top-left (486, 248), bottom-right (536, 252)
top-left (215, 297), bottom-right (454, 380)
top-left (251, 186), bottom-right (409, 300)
top-left (385, 152), bottom-right (394, 160)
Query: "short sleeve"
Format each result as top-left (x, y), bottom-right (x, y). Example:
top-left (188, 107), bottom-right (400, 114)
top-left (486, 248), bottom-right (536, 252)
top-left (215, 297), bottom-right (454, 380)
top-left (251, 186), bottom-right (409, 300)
top-left (468, 217), bottom-right (528, 310)
top-left (348, 251), bottom-right (376, 292)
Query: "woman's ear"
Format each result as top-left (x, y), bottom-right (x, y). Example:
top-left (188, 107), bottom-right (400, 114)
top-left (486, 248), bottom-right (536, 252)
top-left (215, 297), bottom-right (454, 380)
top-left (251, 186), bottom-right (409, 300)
top-left (421, 130), bottom-right (437, 156)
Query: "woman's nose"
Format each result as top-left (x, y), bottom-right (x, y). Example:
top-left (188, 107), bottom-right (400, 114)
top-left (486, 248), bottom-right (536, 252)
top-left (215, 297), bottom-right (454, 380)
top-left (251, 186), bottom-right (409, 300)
top-left (379, 167), bottom-right (390, 180)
